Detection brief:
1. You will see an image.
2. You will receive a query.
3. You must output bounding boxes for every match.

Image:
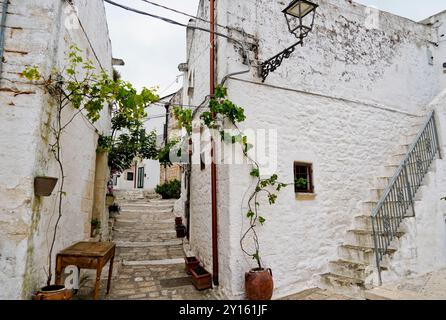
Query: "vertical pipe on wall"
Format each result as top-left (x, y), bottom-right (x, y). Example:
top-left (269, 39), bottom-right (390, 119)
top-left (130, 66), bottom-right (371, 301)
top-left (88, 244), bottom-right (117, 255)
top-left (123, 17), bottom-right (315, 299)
top-left (210, 0), bottom-right (219, 286)
top-left (0, 0), bottom-right (9, 79)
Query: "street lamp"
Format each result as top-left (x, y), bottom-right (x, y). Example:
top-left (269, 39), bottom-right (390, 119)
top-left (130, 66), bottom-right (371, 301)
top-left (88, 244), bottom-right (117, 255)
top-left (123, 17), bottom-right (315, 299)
top-left (260, 0), bottom-right (318, 82)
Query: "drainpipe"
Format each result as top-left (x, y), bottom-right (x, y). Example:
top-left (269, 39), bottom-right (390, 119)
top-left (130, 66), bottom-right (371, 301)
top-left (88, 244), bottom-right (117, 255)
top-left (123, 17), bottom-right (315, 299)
top-left (210, 0), bottom-right (219, 286)
top-left (164, 103), bottom-right (170, 183)
top-left (0, 0), bottom-right (9, 78)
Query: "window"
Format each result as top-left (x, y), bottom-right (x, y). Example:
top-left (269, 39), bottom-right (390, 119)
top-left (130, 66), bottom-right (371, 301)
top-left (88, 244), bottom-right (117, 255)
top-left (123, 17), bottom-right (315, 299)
top-left (294, 162), bottom-right (314, 193)
top-left (127, 172), bottom-right (134, 181)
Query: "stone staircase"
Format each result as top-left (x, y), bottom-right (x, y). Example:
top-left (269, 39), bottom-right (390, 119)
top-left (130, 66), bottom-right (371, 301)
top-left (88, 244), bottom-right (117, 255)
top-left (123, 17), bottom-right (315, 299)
top-left (321, 116), bottom-right (439, 297)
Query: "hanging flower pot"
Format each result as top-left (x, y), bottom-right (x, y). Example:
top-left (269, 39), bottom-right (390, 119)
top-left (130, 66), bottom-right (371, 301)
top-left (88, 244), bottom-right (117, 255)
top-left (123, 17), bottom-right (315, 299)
top-left (106, 194), bottom-right (115, 206)
top-left (34, 176), bottom-right (58, 196)
top-left (245, 268), bottom-right (274, 300)
top-left (32, 285), bottom-right (73, 300)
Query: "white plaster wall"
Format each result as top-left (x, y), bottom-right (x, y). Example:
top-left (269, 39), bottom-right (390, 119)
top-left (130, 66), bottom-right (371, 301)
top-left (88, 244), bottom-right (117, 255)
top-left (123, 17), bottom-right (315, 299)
top-left (0, 0), bottom-right (112, 299)
top-left (186, 0), bottom-right (446, 299)
top-left (115, 159), bottom-right (160, 191)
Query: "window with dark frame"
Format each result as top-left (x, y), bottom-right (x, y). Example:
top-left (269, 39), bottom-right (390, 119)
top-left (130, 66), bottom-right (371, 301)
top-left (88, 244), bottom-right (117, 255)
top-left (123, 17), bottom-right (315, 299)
top-left (294, 162), bottom-right (314, 193)
top-left (127, 172), bottom-right (134, 181)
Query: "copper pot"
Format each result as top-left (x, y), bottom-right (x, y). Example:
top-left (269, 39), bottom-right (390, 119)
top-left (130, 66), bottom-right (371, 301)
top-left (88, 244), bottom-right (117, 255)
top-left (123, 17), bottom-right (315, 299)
top-left (32, 285), bottom-right (73, 300)
top-left (245, 268), bottom-right (273, 300)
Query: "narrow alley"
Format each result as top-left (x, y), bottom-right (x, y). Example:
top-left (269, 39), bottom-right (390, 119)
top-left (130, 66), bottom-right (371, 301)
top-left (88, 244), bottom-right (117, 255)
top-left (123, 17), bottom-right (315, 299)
top-left (106, 192), bottom-right (213, 300)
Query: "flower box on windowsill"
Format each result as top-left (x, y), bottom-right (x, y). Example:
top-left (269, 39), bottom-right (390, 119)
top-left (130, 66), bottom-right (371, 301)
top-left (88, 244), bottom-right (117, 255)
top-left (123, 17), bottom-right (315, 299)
top-left (190, 266), bottom-right (212, 291)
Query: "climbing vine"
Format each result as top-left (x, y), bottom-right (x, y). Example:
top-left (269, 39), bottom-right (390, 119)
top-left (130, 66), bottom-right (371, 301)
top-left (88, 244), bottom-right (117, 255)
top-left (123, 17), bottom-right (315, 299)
top-left (22, 45), bottom-right (159, 286)
top-left (173, 85), bottom-right (292, 270)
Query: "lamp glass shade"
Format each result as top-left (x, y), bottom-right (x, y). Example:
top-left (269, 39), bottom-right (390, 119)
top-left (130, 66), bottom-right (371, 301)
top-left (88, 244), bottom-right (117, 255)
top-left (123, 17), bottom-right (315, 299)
top-left (284, 0), bottom-right (317, 19)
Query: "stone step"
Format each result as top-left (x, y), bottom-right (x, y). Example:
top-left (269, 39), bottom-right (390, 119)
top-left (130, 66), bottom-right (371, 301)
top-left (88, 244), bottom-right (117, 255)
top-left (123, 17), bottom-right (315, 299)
top-left (328, 260), bottom-right (372, 280)
top-left (354, 215), bottom-right (404, 231)
top-left (345, 229), bottom-right (405, 247)
top-left (381, 164), bottom-right (401, 177)
top-left (320, 273), bottom-right (365, 291)
top-left (339, 244), bottom-right (396, 265)
top-left (115, 240), bottom-right (183, 248)
top-left (113, 228), bottom-right (176, 234)
top-left (399, 133), bottom-right (419, 146)
top-left (119, 208), bottom-right (174, 215)
top-left (122, 258), bottom-right (184, 266)
top-left (365, 287), bottom-right (429, 300)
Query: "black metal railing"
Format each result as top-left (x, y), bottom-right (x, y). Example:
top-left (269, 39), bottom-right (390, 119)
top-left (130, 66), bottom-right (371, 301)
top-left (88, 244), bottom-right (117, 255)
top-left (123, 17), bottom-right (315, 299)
top-left (371, 110), bottom-right (442, 285)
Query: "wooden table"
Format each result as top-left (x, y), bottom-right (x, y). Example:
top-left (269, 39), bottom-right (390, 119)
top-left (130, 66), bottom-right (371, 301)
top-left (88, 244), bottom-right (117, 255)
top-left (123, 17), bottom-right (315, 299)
top-left (55, 241), bottom-right (116, 300)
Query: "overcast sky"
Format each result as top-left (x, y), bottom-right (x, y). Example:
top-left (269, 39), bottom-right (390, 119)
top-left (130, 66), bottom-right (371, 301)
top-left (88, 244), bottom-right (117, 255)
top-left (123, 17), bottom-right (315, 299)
top-left (104, 0), bottom-right (446, 131)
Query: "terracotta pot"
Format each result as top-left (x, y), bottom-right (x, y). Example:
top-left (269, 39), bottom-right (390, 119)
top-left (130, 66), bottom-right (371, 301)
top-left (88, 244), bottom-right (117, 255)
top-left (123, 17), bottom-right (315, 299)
top-left (245, 268), bottom-right (273, 300)
top-left (34, 177), bottom-right (58, 197)
top-left (185, 257), bottom-right (200, 275)
top-left (190, 266), bottom-right (212, 291)
top-left (175, 217), bottom-right (183, 226)
top-left (32, 285), bottom-right (73, 300)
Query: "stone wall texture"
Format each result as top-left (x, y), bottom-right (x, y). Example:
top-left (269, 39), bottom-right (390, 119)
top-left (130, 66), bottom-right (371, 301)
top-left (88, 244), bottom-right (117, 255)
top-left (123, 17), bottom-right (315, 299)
top-left (0, 0), bottom-right (112, 299)
top-left (184, 0), bottom-right (446, 299)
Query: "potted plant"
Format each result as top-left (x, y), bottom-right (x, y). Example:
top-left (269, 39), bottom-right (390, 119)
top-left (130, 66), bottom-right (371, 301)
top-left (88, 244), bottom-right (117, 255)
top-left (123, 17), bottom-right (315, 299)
top-left (176, 224), bottom-right (186, 238)
top-left (185, 256), bottom-right (200, 275)
top-left (34, 176), bottom-right (58, 196)
top-left (190, 266), bottom-right (212, 291)
top-left (108, 203), bottom-right (121, 218)
top-left (175, 216), bottom-right (183, 226)
top-left (90, 218), bottom-right (101, 237)
top-left (106, 193), bottom-right (115, 206)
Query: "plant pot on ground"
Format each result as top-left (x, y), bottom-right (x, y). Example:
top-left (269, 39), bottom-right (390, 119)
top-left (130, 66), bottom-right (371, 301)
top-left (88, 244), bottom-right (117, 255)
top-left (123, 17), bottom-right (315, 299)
top-left (108, 203), bottom-right (121, 218)
top-left (91, 218), bottom-right (101, 237)
top-left (190, 266), bottom-right (212, 291)
top-left (34, 176), bottom-right (58, 196)
top-left (184, 257), bottom-right (200, 275)
top-left (245, 268), bottom-right (273, 300)
top-left (176, 224), bottom-right (186, 238)
top-left (32, 285), bottom-right (73, 300)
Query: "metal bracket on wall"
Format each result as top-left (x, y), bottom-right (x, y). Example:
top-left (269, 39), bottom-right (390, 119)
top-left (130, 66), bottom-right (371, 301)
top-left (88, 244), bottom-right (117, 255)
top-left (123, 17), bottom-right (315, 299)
top-left (260, 40), bottom-right (302, 82)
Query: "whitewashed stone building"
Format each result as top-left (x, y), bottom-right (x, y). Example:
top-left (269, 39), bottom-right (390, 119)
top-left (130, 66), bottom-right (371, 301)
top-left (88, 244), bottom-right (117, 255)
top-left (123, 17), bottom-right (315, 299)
top-left (179, 0), bottom-right (446, 299)
top-left (0, 0), bottom-right (112, 299)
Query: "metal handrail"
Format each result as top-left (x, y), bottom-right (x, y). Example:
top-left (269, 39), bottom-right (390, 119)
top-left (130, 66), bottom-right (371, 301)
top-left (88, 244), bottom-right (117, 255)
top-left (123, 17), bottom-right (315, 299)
top-left (371, 110), bottom-right (442, 285)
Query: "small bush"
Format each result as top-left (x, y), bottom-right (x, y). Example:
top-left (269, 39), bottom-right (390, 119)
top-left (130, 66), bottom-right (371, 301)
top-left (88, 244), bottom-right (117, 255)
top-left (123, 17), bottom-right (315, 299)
top-left (156, 179), bottom-right (181, 199)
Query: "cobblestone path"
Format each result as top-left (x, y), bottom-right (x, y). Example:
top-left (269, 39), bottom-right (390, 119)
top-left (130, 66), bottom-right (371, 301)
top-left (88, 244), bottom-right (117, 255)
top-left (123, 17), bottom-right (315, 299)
top-left (105, 197), bottom-right (214, 300)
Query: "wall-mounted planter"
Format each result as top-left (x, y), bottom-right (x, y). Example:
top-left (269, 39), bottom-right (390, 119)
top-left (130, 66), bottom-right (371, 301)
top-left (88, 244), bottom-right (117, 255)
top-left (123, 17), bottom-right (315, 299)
top-left (185, 257), bottom-right (200, 275)
top-left (34, 176), bottom-right (58, 197)
top-left (190, 266), bottom-right (212, 291)
top-left (175, 217), bottom-right (183, 226)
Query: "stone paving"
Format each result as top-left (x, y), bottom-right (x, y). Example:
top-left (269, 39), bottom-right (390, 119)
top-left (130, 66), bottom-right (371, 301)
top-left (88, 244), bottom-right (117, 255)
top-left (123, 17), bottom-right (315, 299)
top-left (280, 288), bottom-right (355, 300)
top-left (365, 268), bottom-right (446, 300)
top-left (75, 196), bottom-right (214, 300)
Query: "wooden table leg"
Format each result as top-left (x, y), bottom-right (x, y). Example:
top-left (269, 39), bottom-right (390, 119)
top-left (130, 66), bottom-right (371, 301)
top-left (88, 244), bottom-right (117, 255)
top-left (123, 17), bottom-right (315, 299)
top-left (93, 264), bottom-right (102, 300)
top-left (55, 255), bottom-right (63, 286)
top-left (106, 251), bottom-right (115, 295)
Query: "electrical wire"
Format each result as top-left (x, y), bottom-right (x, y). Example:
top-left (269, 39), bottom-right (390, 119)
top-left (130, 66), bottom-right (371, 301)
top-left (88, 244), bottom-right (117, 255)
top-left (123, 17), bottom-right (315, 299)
top-left (103, 0), bottom-right (242, 45)
top-left (138, 0), bottom-right (228, 30)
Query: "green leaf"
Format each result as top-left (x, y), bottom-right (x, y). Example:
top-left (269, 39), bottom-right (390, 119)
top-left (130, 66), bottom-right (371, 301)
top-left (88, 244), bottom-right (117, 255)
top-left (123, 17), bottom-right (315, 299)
top-left (268, 194), bottom-right (277, 205)
top-left (250, 168), bottom-right (260, 177)
top-left (258, 216), bottom-right (266, 225)
top-left (246, 210), bottom-right (255, 219)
